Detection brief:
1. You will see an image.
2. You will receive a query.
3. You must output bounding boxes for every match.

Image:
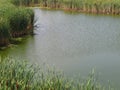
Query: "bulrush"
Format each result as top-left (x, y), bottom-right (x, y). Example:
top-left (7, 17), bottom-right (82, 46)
top-left (0, 18), bottom-right (10, 46)
top-left (14, 0), bottom-right (120, 15)
top-left (0, 57), bottom-right (114, 90)
top-left (0, 0), bottom-right (34, 47)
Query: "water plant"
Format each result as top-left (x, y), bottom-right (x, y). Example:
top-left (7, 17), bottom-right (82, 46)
top-left (9, 8), bottom-right (30, 37)
top-left (11, 0), bottom-right (32, 6)
top-left (0, 57), bottom-right (114, 90)
top-left (14, 0), bottom-right (120, 15)
top-left (0, 18), bottom-right (10, 46)
top-left (25, 8), bottom-right (34, 31)
top-left (0, 0), bottom-right (34, 46)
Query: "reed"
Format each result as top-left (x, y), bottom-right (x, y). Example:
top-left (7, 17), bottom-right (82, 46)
top-left (25, 8), bottom-right (34, 31)
top-left (0, 0), bottom-right (34, 46)
top-left (0, 18), bottom-right (10, 46)
top-left (0, 57), bottom-right (114, 90)
top-left (20, 0), bottom-right (120, 15)
top-left (9, 8), bottom-right (30, 37)
top-left (11, 0), bottom-right (32, 6)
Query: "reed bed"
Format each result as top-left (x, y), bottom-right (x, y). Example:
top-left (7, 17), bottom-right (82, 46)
top-left (0, 0), bottom-right (34, 46)
top-left (0, 57), bottom-right (114, 90)
top-left (16, 0), bottom-right (120, 15)
top-left (9, 8), bottom-right (33, 37)
top-left (0, 18), bottom-right (10, 46)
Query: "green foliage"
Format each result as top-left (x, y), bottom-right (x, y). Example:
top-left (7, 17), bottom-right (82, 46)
top-left (9, 8), bottom-right (30, 32)
top-left (7, 0), bottom-right (120, 15)
top-left (0, 18), bottom-right (10, 39)
top-left (0, 0), bottom-right (34, 46)
top-left (25, 8), bottom-right (34, 24)
top-left (11, 0), bottom-right (21, 6)
top-left (0, 57), bottom-right (36, 90)
top-left (0, 57), bottom-right (114, 90)
top-left (11, 0), bottom-right (32, 6)
top-left (0, 0), bottom-right (15, 18)
top-left (23, 0), bottom-right (120, 14)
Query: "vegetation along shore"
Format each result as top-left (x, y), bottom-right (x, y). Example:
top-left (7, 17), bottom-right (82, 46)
top-left (1, 0), bottom-right (120, 46)
top-left (0, 57), bottom-right (114, 90)
top-left (0, 0), bottom-right (34, 46)
top-left (13, 0), bottom-right (120, 15)
top-left (0, 0), bottom-right (118, 90)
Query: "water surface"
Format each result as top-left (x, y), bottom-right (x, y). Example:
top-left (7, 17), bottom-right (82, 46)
top-left (1, 8), bottom-right (120, 89)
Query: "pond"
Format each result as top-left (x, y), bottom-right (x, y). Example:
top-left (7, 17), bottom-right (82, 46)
top-left (1, 8), bottom-right (120, 89)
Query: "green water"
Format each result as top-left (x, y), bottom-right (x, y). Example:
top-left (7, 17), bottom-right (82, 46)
top-left (1, 8), bottom-right (120, 89)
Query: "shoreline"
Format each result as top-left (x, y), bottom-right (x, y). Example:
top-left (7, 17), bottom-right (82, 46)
top-left (31, 4), bottom-right (120, 16)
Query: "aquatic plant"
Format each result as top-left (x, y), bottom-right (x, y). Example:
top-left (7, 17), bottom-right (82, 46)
top-left (9, 8), bottom-right (30, 37)
top-left (0, 57), bottom-right (114, 90)
top-left (0, 18), bottom-right (10, 46)
top-left (25, 8), bottom-right (34, 31)
top-left (0, 0), bottom-right (34, 46)
top-left (11, 0), bottom-right (32, 6)
top-left (17, 0), bottom-right (120, 15)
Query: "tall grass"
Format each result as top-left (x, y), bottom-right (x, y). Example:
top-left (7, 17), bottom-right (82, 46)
top-left (16, 0), bottom-right (120, 15)
top-left (9, 8), bottom-right (31, 37)
top-left (0, 0), bottom-right (34, 46)
top-left (0, 57), bottom-right (114, 90)
top-left (11, 0), bottom-right (32, 6)
top-left (0, 18), bottom-right (10, 46)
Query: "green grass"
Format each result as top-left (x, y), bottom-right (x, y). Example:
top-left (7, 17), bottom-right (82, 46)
top-left (0, 57), bottom-right (114, 90)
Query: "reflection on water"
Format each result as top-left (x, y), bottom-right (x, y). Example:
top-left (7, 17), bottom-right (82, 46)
top-left (1, 8), bottom-right (120, 89)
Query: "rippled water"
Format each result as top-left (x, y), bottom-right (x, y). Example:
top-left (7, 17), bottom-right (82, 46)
top-left (1, 8), bottom-right (120, 89)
